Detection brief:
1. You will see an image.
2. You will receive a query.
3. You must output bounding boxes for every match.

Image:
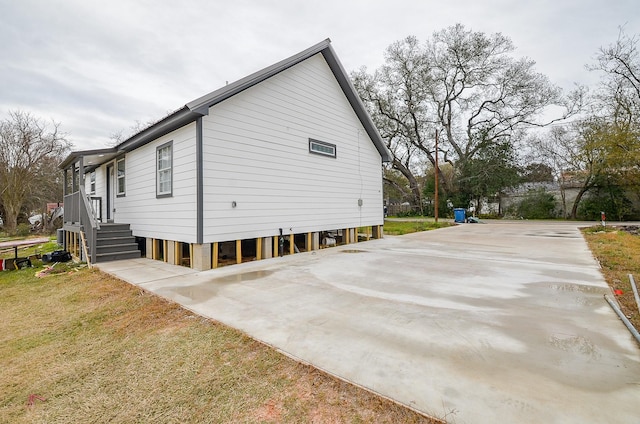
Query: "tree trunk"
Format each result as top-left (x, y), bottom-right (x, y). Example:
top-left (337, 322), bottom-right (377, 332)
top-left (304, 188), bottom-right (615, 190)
top-left (570, 185), bottom-right (591, 219)
top-left (392, 159), bottom-right (423, 214)
top-left (3, 208), bottom-right (18, 235)
top-left (559, 185), bottom-right (567, 218)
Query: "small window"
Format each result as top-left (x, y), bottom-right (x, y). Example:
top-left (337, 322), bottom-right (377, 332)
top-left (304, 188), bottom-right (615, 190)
top-left (157, 142), bottom-right (173, 198)
top-left (309, 139), bottom-right (336, 158)
top-left (90, 172), bottom-right (96, 194)
top-left (116, 157), bottom-right (126, 196)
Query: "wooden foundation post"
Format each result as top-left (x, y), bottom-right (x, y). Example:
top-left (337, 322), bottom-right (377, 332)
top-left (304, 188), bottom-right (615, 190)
top-left (306, 232), bottom-right (312, 251)
top-left (273, 237), bottom-right (279, 258)
top-left (236, 239), bottom-right (242, 264)
top-left (171, 241), bottom-right (177, 265)
top-left (212, 242), bottom-right (219, 269)
top-left (256, 237), bottom-right (262, 260)
top-left (289, 233), bottom-right (294, 255)
top-left (151, 238), bottom-right (157, 260)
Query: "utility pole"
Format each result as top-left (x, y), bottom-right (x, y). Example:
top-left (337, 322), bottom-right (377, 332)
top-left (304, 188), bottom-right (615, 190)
top-left (434, 129), bottom-right (439, 223)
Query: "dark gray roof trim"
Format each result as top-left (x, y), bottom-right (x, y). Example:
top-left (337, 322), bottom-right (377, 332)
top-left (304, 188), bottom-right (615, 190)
top-left (59, 147), bottom-right (117, 169)
top-left (117, 106), bottom-right (196, 153)
top-left (60, 38), bottom-right (390, 170)
top-left (186, 39), bottom-right (334, 114)
top-left (321, 44), bottom-right (391, 162)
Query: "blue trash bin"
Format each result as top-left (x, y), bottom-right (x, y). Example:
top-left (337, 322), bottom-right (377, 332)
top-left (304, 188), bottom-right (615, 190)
top-left (454, 208), bottom-right (466, 223)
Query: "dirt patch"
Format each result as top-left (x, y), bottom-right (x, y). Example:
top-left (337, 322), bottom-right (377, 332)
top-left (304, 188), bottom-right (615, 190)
top-left (613, 225), bottom-right (640, 236)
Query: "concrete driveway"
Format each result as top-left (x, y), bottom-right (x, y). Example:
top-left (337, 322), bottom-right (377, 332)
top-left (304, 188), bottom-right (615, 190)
top-left (98, 221), bottom-right (640, 423)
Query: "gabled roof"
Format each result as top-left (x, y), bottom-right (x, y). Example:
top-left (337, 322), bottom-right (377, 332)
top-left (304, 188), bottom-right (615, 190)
top-left (60, 38), bottom-right (391, 169)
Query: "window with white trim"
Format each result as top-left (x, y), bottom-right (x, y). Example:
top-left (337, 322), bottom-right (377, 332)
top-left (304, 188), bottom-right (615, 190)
top-left (157, 142), bottom-right (173, 197)
top-left (90, 171), bottom-right (96, 194)
top-left (116, 157), bottom-right (126, 196)
top-left (309, 138), bottom-right (336, 158)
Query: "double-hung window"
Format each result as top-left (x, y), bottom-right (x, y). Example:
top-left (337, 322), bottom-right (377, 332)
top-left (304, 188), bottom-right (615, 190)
top-left (116, 158), bottom-right (126, 196)
top-left (89, 171), bottom-right (96, 194)
top-left (157, 142), bottom-right (173, 197)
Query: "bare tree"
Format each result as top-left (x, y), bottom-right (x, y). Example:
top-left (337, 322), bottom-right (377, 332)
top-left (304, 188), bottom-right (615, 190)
top-left (109, 111), bottom-right (177, 146)
top-left (0, 111), bottom-right (70, 234)
top-left (532, 120), bottom-right (611, 219)
top-left (591, 27), bottom-right (640, 125)
top-left (589, 27), bottom-right (640, 186)
top-left (353, 24), bottom-right (581, 211)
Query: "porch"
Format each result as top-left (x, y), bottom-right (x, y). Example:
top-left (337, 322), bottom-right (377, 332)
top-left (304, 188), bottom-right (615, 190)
top-left (61, 148), bottom-right (141, 264)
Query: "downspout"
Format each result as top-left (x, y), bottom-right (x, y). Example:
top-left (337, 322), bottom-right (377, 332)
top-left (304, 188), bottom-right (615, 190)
top-left (630, 274), bottom-right (640, 315)
top-left (78, 157), bottom-right (83, 229)
top-left (196, 117), bottom-right (204, 245)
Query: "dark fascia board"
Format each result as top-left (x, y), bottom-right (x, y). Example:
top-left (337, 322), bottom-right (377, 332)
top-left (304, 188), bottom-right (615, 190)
top-left (58, 147), bottom-right (118, 169)
top-left (185, 39), bottom-right (333, 115)
top-left (185, 38), bottom-right (391, 162)
top-left (61, 38), bottom-right (390, 166)
top-left (320, 44), bottom-right (392, 162)
top-left (117, 106), bottom-right (197, 152)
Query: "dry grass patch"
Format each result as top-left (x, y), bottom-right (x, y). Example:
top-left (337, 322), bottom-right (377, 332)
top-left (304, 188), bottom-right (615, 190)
top-left (0, 267), bottom-right (440, 423)
top-left (582, 225), bottom-right (640, 331)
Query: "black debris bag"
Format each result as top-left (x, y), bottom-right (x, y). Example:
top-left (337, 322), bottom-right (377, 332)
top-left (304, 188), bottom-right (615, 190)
top-left (42, 250), bottom-right (72, 263)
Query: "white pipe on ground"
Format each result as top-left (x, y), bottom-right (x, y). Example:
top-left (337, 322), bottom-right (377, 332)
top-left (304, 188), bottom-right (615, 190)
top-left (604, 294), bottom-right (640, 345)
top-left (629, 274), bottom-right (640, 315)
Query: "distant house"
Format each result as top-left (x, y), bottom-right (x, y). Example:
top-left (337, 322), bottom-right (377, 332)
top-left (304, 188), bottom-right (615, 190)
top-left (60, 39), bottom-right (391, 270)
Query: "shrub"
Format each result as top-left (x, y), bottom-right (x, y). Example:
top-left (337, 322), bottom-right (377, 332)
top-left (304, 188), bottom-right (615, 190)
top-left (515, 189), bottom-right (557, 219)
top-left (16, 223), bottom-right (31, 237)
top-left (577, 188), bottom-right (635, 221)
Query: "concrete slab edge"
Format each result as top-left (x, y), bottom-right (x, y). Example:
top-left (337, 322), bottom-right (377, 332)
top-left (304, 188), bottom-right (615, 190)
top-left (101, 266), bottom-right (447, 423)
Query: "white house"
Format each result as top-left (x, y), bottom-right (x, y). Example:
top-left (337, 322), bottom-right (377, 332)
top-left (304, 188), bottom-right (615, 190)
top-left (60, 39), bottom-right (391, 270)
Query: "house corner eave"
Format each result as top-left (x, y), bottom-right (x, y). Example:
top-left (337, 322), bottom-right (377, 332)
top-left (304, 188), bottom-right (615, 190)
top-left (117, 107), bottom-right (201, 153)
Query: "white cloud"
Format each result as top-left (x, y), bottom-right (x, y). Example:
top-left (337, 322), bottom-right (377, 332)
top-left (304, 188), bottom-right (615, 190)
top-left (0, 0), bottom-right (637, 150)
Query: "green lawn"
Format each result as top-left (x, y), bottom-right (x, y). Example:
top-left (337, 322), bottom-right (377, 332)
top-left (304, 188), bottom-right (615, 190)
top-left (383, 219), bottom-right (454, 235)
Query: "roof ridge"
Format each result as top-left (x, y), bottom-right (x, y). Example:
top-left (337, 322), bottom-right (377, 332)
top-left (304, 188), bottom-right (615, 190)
top-left (60, 38), bottom-right (391, 169)
top-left (186, 38), bottom-right (332, 115)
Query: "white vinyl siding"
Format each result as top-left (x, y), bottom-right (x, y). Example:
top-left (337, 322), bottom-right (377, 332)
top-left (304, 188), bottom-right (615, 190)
top-left (114, 124), bottom-right (197, 243)
top-left (202, 53), bottom-right (383, 242)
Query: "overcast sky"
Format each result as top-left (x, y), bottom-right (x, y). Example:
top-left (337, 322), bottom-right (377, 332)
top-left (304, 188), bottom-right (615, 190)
top-left (1, 0), bottom-right (638, 151)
